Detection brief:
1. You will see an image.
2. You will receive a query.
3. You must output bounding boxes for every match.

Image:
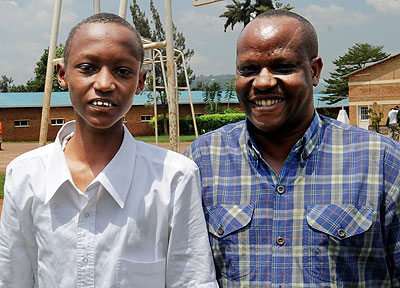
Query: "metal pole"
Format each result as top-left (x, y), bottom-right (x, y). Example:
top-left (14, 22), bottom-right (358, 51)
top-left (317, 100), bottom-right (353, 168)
top-left (93, 0), bottom-right (100, 14)
top-left (119, 0), bottom-right (128, 18)
top-left (164, 0), bottom-right (179, 152)
top-left (39, 0), bottom-right (62, 146)
top-left (152, 50), bottom-right (158, 146)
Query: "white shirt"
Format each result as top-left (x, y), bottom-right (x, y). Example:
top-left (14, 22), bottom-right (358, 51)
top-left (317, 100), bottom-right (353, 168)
top-left (0, 121), bottom-right (217, 288)
top-left (389, 108), bottom-right (399, 124)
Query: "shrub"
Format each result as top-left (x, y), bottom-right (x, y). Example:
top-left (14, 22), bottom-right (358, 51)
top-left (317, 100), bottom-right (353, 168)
top-left (149, 113), bottom-right (246, 135)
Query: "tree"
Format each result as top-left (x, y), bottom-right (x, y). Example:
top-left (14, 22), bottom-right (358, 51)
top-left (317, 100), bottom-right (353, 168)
top-left (225, 78), bottom-right (236, 109)
top-left (0, 75), bottom-right (14, 92)
top-left (320, 43), bottom-right (390, 104)
top-left (220, 0), bottom-right (293, 32)
top-left (203, 81), bottom-right (222, 114)
top-left (368, 102), bottom-right (384, 133)
top-left (130, 0), bottom-right (195, 134)
top-left (26, 44), bottom-right (65, 92)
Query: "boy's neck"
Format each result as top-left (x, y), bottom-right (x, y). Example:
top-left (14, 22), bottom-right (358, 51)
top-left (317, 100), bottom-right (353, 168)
top-left (64, 122), bottom-right (124, 193)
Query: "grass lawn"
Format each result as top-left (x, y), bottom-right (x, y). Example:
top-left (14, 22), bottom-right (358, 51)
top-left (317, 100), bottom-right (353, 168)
top-left (0, 174), bottom-right (4, 199)
top-left (135, 135), bottom-right (196, 142)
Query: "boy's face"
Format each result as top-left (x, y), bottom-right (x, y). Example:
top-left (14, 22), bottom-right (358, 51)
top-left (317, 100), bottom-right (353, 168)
top-left (57, 22), bottom-right (146, 130)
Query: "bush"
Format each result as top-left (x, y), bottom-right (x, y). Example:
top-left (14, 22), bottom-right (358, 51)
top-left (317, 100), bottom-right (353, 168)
top-left (149, 113), bottom-right (246, 135)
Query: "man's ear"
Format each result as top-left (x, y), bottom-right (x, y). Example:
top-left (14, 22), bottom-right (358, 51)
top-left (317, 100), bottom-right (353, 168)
top-left (57, 62), bottom-right (68, 89)
top-left (311, 56), bottom-right (323, 87)
top-left (135, 71), bottom-right (147, 95)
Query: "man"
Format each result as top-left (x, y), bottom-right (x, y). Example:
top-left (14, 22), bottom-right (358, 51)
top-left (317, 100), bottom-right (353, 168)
top-left (185, 10), bottom-right (400, 287)
top-left (388, 106), bottom-right (399, 141)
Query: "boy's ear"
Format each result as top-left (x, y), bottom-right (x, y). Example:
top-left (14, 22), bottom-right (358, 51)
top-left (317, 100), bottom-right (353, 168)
top-left (57, 63), bottom-right (68, 89)
top-left (311, 56), bottom-right (323, 87)
top-left (135, 71), bottom-right (147, 95)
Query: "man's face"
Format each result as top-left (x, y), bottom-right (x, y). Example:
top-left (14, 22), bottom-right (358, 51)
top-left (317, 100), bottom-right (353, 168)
top-left (236, 16), bottom-right (322, 135)
top-left (57, 22), bottom-right (146, 131)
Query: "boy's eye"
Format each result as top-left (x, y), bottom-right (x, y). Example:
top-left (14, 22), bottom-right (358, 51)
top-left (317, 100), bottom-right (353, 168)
top-left (272, 64), bottom-right (296, 74)
top-left (77, 64), bottom-right (96, 73)
top-left (115, 67), bottom-right (133, 76)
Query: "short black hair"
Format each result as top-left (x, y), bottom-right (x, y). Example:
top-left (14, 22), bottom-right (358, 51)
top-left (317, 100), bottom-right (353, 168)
top-left (255, 9), bottom-right (318, 58)
top-left (63, 12), bottom-right (144, 66)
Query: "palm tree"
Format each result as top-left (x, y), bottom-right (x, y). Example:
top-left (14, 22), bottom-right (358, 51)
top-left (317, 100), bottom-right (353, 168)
top-left (220, 0), bottom-right (293, 32)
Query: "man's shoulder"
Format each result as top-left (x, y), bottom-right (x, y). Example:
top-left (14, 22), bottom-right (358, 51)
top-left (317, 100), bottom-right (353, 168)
top-left (191, 120), bottom-right (246, 147)
top-left (321, 115), bottom-right (398, 147)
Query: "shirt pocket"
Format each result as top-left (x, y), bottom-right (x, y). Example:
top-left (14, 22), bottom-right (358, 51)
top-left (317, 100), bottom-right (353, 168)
top-left (116, 258), bottom-right (165, 288)
top-left (305, 204), bottom-right (374, 282)
top-left (204, 204), bottom-right (255, 281)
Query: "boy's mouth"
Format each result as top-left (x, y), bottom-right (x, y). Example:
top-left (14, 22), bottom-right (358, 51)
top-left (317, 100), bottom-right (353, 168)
top-left (89, 100), bottom-right (114, 107)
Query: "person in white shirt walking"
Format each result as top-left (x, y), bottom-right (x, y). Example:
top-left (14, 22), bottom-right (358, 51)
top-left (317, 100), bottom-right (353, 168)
top-left (0, 13), bottom-right (217, 288)
top-left (388, 106), bottom-right (400, 141)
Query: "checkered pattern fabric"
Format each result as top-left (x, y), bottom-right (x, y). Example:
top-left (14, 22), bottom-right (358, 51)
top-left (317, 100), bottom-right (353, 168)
top-left (185, 113), bottom-right (400, 287)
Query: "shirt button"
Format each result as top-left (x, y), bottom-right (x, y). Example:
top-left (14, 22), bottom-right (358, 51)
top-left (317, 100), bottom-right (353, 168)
top-left (83, 257), bottom-right (88, 265)
top-left (337, 229), bottom-right (346, 238)
top-left (302, 153), bottom-right (307, 160)
top-left (276, 185), bottom-right (285, 194)
top-left (84, 212), bottom-right (90, 218)
top-left (217, 227), bottom-right (224, 236)
top-left (276, 236), bottom-right (285, 246)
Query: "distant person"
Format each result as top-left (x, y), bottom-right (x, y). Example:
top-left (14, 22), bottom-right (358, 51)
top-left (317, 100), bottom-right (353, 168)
top-left (388, 106), bottom-right (400, 141)
top-left (0, 121), bottom-right (2, 150)
top-left (0, 13), bottom-right (217, 287)
top-left (185, 9), bottom-right (400, 286)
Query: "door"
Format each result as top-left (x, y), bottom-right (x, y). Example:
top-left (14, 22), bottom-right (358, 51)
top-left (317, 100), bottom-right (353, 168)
top-left (358, 106), bottom-right (370, 130)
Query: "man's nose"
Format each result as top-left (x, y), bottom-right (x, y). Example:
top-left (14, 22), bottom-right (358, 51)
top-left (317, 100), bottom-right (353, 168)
top-left (93, 68), bottom-right (116, 92)
top-left (253, 68), bottom-right (277, 90)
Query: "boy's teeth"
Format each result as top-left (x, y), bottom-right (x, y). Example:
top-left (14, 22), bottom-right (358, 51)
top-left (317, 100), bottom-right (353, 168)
top-left (255, 99), bottom-right (281, 106)
top-left (93, 100), bottom-right (111, 107)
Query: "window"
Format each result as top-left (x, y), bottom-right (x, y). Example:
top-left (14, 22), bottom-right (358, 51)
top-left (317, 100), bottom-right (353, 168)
top-left (51, 118), bottom-right (65, 126)
top-left (141, 115), bottom-right (152, 122)
top-left (122, 116), bottom-right (127, 123)
top-left (195, 113), bottom-right (204, 117)
top-left (14, 120), bottom-right (30, 127)
top-left (360, 106), bottom-right (369, 120)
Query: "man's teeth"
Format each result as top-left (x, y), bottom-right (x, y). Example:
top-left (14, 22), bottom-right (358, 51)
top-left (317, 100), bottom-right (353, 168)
top-left (255, 99), bottom-right (281, 106)
top-left (92, 100), bottom-right (112, 107)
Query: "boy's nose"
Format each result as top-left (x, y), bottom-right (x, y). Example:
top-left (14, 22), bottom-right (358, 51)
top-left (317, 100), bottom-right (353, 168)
top-left (93, 68), bottom-right (116, 92)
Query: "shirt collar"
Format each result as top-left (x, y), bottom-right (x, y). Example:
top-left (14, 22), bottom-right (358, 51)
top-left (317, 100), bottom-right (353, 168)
top-left (246, 112), bottom-right (323, 167)
top-left (45, 121), bottom-right (136, 208)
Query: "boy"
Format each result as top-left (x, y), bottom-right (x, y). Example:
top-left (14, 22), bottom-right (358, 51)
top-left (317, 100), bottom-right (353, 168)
top-left (0, 13), bottom-right (217, 287)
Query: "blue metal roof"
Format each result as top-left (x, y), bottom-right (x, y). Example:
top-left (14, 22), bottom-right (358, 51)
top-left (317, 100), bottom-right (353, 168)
top-left (0, 91), bottom-right (347, 108)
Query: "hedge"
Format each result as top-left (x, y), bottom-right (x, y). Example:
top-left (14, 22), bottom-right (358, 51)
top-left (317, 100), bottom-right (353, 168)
top-left (149, 113), bottom-right (246, 135)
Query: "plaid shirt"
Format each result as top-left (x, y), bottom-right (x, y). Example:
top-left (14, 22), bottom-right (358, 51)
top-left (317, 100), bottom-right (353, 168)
top-left (184, 113), bottom-right (400, 287)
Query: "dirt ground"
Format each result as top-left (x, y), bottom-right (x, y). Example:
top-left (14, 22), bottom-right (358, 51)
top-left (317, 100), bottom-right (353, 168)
top-left (0, 141), bottom-right (191, 218)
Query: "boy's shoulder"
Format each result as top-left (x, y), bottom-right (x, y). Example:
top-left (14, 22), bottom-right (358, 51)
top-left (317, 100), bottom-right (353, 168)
top-left (7, 143), bottom-right (55, 172)
top-left (134, 140), bottom-right (198, 172)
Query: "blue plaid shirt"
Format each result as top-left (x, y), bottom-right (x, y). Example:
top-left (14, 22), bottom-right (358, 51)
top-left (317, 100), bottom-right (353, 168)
top-left (184, 113), bottom-right (400, 287)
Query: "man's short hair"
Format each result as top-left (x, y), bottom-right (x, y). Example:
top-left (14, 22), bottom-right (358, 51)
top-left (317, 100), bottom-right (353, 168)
top-left (63, 12), bottom-right (144, 66)
top-left (255, 9), bottom-right (318, 58)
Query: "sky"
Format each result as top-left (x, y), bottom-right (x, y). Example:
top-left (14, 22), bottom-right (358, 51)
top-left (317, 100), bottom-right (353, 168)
top-left (1, 0), bottom-right (400, 87)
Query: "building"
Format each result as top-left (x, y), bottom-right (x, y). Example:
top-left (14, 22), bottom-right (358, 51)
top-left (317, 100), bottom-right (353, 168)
top-left (346, 53), bottom-right (400, 130)
top-left (0, 91), bottom-right (346, 141)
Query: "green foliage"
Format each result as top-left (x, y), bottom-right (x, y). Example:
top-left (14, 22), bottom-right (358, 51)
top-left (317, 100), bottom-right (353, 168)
top-left (150, 113), bottom-right (246, 135)
top-left (0, 174), bottom-right (4, 199)
top-left (130, 0), bottom-right (195, 134)
top-left (203, 81), bottom-right (223, 114)
top-left (26, 44), bottom-right (65, 92)
top-left (220, 0), bottom-right (293, 32)
top-left (321, 43), bottom-right (390, 104)
top-left (0, 75), bottom-right (14, 92)
top-left (368, 102), bottom-right (385, 133)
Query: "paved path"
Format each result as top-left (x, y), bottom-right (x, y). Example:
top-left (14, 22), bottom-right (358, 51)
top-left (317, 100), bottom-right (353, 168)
top-left (0, 141), bottom-right (191, 217)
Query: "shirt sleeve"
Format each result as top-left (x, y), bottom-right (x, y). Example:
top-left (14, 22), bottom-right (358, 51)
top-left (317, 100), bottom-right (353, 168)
top-left (0, 167), bottom-right (35, 288)
top-left (166, 164), bottom-right (218, 288)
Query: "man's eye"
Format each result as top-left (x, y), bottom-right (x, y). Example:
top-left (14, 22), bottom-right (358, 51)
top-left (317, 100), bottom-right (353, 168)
top-left (238, 67), bottom-right (259, 76)
top-left (78, 64), bottom-right (95, 73)
top-left (273, 64), bottom-right (296, 73)
top-left (115, 68), bottom-right (133, 76)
